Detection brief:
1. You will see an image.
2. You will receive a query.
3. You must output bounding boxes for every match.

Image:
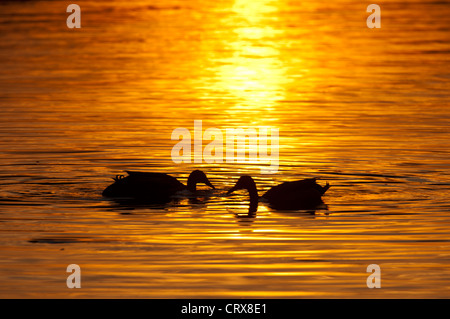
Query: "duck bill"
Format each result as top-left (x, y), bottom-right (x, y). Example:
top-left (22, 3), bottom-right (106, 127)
top-left (227, 186), bottom-right (238, 195)
top-left (205, 179), bottom-right (215, 189)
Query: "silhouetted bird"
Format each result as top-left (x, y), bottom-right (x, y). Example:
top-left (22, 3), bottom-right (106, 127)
top-left (227, 176), bottom-right (330, 211)
top-left (102, 170), bottom-right (214, 202)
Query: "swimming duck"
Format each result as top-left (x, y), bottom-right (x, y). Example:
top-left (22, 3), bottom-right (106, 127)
top-left (102, 170), bottom-right (215, 202)
top-left (227, 176), bottom-right (330, 211)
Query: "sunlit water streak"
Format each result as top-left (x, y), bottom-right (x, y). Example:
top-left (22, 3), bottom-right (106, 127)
top-left (0, 0), bottom-right (449, 298)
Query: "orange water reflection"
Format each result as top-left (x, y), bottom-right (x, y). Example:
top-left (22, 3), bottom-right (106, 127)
top-left (1, 0), bottom-right (450, 299)
top-left (211, 0), bottom-right (290, 117)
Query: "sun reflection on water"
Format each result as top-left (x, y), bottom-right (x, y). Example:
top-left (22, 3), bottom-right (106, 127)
top-left (212, 0), bottom-right (291, 116)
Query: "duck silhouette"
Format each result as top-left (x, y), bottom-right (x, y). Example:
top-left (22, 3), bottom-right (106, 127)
top-left (227, 176), bottom-right (330, 212)
top-left (102, 170), bottom-right (215, 202)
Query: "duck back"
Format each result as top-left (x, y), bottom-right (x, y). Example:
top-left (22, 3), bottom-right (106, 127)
top-left (102, 171), bottom-right (185, 200)
top-left (262, 178), bottom-right (328, 210)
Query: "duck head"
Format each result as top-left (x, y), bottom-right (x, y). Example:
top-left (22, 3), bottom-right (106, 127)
top-left (227, 175), bottom-right (259, 213)
top-left (227, 176), bottom-right (257, 195)
top-left (186, 170), bottom-right (215, 192)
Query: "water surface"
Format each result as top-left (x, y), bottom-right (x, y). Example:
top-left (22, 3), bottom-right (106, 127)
top-left (0, 0), bottom-right (450, 298)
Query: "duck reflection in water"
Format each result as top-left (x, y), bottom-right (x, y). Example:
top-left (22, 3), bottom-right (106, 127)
top-left (227, 176), bottom-right (330, 213)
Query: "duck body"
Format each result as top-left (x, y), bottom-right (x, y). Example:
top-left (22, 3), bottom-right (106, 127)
top-left (102, 170), bottom-right (214, 202)
top-left (262, 178), bottom-right (330, 210)
top-left (228, 176), bottom-right (330, 211)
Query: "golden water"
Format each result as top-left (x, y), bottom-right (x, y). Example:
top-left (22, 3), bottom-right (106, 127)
top-left (0, 0), bottom-right (450, 298)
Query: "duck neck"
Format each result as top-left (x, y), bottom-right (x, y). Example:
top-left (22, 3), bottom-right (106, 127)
top-left (186, 179), bottom-right (196, 192)
top-left (246, 181), bottom-right (259, 211)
